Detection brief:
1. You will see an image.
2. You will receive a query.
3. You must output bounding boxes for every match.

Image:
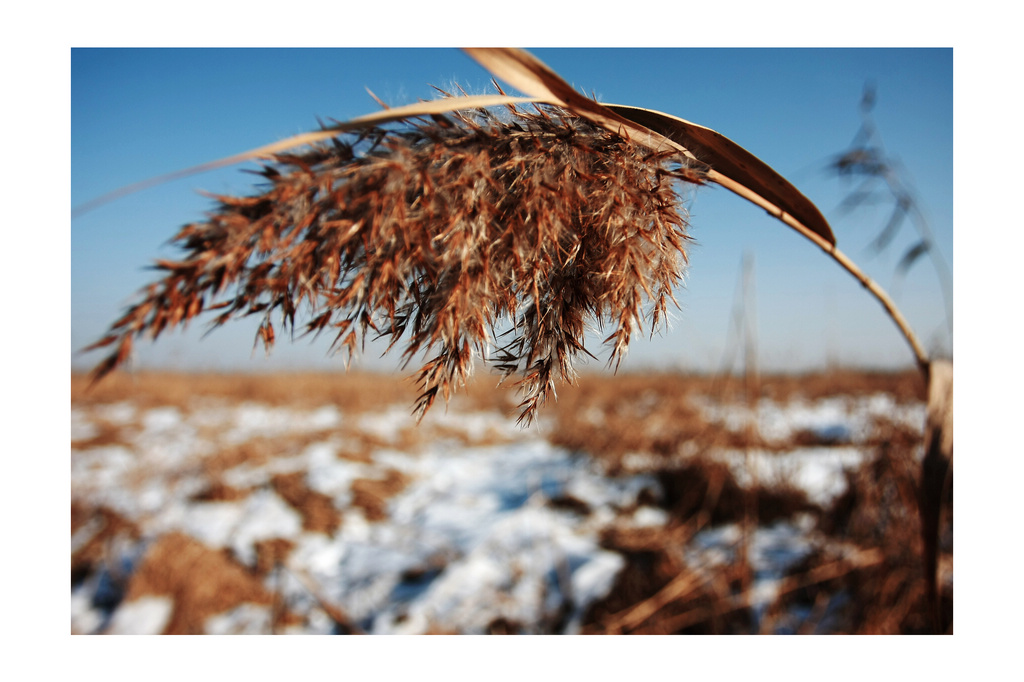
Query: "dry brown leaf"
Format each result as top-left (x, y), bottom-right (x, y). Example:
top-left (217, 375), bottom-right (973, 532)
top-left (463, 48), bottom-right (684, 155)
top-left (606, 105), bottom-right (836, 245)
top-left (463, 48), bottom-right (835, 246)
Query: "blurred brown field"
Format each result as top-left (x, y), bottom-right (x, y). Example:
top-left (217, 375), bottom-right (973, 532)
top-left (71, 368), bottom-right (948, 634)
top-left (71, 367), bottom-right (925, 412)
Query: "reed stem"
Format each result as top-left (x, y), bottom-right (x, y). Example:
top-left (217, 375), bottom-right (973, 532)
top-left (708, 170), bottom-right (930, 378)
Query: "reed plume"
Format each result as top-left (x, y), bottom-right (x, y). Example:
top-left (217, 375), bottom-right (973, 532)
top-left (85, 98), bottom-right (705, 423)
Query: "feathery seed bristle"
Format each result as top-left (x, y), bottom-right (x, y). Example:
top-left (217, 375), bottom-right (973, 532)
top-left (87, 98), bottom-right (705, 424)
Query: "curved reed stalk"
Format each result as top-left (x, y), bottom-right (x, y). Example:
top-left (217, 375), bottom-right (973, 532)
top-left (709, 170), bottom-right (929, 374)
top-left (465, 49), bottom-right (929, 377)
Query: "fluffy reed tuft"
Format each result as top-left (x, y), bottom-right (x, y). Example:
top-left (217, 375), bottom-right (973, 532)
top-left (86, 98), bottom-right (705, 423)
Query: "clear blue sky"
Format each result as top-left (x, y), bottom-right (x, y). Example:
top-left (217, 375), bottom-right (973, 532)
top-left (71, 47), bottom-right (952, 374)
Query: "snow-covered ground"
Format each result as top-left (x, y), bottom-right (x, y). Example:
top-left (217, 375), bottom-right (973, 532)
top-left (693, 392), bottom-right (925, 506)
top-left (70, 383), bottom-right (926, 634)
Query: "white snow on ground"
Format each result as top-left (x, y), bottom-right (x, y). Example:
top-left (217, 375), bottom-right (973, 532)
top-left (206, 604), bottom-right (274, 635)
top-left (274, 438), bottom-right (649, 634)
top-left (690, 393), bottom-right (925, 445)
top-left (219, 403), bottom-right (343, 443)
top-left (70, 410), bottom-right (100, 441)
top-left (689, 392), bottom-right (926, 506)
top-left (94, 401), bottom-right (137, 426)
top-left (71, 399), bottom-right (658, 634)
top-left (685, 516), bottom-right (819, 631)
top-left (105, 596), bottom-right (174, 635)
top-left (71, 388), bottom-right (925, 634)
top-left (713, 447), bottom-right (870, 506)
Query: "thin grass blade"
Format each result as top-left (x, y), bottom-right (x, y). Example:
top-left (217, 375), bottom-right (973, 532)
top-left (72, 93), bottom-right (544, 217)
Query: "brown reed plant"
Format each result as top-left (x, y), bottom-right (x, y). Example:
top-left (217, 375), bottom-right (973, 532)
top-left (80, 49), bottom-right (943, 441)
top-left (84, 99), bottom-right (704, 423)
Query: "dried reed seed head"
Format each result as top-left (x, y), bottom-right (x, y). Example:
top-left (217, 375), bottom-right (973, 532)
top-left (87, 100), bottom-right (706, 424)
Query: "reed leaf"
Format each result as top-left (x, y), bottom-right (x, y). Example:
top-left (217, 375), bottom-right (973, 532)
top-left (605, 105), bottom-right (836, 245)
top-left (72, 93), bottom-right (544, 218)
top-left (464, 49), bottom-right (836, 246)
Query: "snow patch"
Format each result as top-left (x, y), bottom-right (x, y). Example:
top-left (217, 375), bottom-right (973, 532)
top-left (105, 596), bottom-right (174, 635)
top-left (714, 447), bottom-right (868, 506)
top-left (205, 604), bottom-right (273, 635)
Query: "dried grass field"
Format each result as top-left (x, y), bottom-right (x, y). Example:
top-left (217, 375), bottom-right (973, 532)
top-left (70, 369), bottom-right (951, 634)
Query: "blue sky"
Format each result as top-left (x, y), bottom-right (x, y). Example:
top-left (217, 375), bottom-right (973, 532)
top-left (71, 47), bottom-right (952, 374)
